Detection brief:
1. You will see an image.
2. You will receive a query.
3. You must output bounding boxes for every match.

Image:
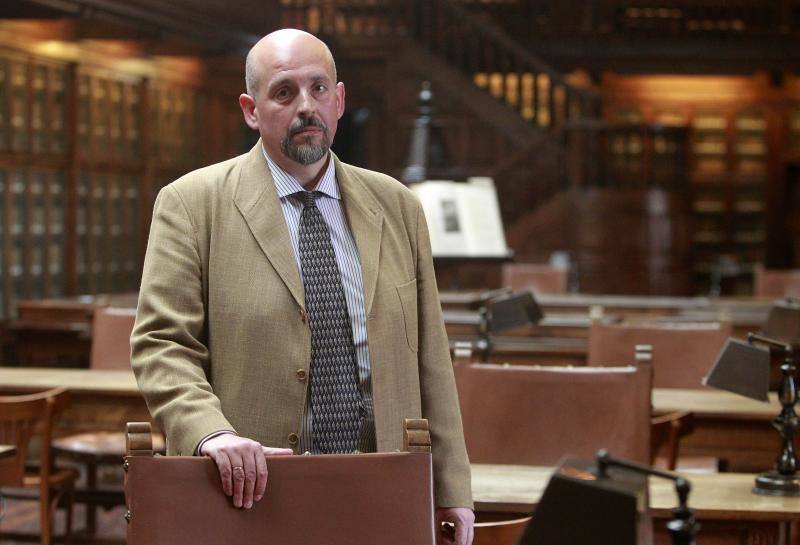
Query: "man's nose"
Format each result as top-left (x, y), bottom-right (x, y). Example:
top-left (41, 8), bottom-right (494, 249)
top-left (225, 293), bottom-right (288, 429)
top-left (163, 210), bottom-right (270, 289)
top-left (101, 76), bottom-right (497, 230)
top-left (296, 89), bottom-right (315, 117)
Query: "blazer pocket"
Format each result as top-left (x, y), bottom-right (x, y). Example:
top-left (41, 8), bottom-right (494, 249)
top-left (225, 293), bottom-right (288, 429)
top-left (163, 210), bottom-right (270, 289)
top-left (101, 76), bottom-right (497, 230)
top-left (396, 278), bottom-right (419, 353)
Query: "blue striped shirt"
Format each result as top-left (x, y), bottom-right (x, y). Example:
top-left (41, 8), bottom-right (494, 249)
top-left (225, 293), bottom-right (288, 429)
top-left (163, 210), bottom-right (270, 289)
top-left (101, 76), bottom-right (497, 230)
top-left (263, 148), bottom-right (375, 454)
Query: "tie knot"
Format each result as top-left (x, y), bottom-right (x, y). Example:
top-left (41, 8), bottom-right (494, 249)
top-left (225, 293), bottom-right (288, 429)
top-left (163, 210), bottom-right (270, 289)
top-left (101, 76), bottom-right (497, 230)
top-left (296, 191), bottom-right (318, 208)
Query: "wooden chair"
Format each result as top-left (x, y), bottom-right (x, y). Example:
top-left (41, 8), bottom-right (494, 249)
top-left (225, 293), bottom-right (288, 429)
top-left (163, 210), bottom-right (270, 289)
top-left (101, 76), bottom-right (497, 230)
top-left (587, 320), bottom-right (732, 389)
top-left (502, 263), bottom-right (568, 295)
top-left (87, 307), bottom-right (139, 370)
top-left (455, 363), bottom-right (653, 465)
top-left (650, 410), bottom-right (695, 470)
top-left (0, 387), bottom-right (77, 545)
top-left (754, 263), bottom-right (800, 298)
top-left (52, 307), bottom-right (165, 534)
top-left (123, 421), bottom-right (435, 545)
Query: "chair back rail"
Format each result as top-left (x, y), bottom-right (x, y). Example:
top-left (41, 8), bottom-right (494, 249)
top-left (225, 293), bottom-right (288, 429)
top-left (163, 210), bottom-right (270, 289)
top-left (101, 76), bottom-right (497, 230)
top-left (754, 263), bottom-right (800, 298)
top-left (90, 307), bottom-right (137, 370)
top-left (587, 320), bottom-right (732, 389)
top-left (455, 363), bottom-right (652, 465)
top-left (124, 420), bottom-right (435, 545)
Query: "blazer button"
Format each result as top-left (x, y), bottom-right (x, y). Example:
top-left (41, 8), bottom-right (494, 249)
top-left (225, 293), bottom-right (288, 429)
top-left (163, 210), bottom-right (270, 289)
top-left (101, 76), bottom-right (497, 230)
top-left (296, 369), bottom-right (307, 383)
top-left (288, 433), bottom-right (299, 446)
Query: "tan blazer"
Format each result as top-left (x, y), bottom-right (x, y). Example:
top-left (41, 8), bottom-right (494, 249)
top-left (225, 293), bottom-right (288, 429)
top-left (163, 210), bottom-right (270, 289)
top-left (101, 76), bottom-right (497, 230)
top-left (131, 142), bottom-right (472, 508)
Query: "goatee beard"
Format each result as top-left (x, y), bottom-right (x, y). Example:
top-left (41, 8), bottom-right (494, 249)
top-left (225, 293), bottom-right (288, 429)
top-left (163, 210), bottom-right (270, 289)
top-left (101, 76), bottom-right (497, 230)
top-left (281, 117), bottom-right (330, 165)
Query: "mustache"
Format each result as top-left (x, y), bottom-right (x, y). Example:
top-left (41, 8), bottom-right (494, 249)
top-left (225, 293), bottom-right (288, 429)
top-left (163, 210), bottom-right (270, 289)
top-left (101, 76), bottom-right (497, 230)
top-left (288, 117), bottom-right (327, 136)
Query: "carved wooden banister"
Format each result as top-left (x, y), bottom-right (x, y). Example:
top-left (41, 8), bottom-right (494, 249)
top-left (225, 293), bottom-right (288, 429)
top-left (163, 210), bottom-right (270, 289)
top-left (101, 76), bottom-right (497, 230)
top-left (280, 0), bottom-right (600, 134)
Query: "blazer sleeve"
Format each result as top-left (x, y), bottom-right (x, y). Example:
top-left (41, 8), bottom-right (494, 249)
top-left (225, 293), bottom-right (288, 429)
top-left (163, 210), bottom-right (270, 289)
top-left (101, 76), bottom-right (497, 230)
top-left (414, 201), bottom-right (474, 509)
top-left (130, 185), bottom-right (234, 455)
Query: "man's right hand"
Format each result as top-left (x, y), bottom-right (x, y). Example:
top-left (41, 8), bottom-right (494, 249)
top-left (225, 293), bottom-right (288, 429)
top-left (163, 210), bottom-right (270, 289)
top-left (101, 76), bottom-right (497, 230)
top-left (200, 433), bottom-right (293, 509)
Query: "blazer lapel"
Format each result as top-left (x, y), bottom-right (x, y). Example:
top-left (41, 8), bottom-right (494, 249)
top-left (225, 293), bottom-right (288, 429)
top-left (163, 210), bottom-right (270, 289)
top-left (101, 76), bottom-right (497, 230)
top-left (335, 156), bottom-right (384, 315)
top-left (233, 142), bottom-right (305, 309)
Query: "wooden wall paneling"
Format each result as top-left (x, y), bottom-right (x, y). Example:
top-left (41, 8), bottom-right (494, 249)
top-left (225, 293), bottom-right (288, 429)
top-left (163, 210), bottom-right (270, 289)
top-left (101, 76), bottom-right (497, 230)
top-left (139, 77), bottom-right (151, 266)
top-left (28, 168), bottom-right (44, 299)
top-left (42, 80), bottom-right (53, 298)
top-left (1, 168), bottom-right (9, 318)
top-left (64, 62), bottom-right (78, 297)
top-left (50, 170), bottom-right (66, 298)
top-left (104, 171), bottom-right (115, 292)
top-left (86, 171), bottom-right (96, 294)
top-left (0, 53), bottom-right (7, 152)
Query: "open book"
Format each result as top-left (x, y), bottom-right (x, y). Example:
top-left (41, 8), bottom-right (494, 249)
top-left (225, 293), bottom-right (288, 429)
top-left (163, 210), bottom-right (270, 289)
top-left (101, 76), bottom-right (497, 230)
top-left (411, 177), bottom-right (510, 257)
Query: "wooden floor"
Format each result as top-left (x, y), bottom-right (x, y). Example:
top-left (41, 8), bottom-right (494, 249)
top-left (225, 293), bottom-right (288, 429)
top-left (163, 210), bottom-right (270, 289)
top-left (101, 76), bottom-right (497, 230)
top-left (1, 464), bottom-right (127, 545)
top-left (0, 499), bottom-right (126, 544)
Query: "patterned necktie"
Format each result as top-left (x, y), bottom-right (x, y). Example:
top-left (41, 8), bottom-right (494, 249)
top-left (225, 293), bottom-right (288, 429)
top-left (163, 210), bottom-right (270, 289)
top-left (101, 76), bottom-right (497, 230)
top-left (296, 190), bottom-right (362, 453)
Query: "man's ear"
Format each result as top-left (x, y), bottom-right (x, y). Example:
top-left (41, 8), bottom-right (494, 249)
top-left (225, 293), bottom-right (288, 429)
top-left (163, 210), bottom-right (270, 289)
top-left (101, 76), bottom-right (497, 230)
top-left (239, 93), bottom-right (259, 130)
top-left (335, 82), bottom-right (345, 120)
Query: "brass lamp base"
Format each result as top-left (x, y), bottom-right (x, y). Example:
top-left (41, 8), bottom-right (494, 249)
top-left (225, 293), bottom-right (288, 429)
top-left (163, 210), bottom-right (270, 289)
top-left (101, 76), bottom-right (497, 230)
top-left (753, 471), bottom-right (800, 496)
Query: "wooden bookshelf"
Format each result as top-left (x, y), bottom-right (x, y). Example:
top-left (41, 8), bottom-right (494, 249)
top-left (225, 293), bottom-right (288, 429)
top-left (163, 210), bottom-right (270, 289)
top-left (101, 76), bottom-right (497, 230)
top-left (603, 74), bottom-right (781, 293)
top-left (0, 37), bottom-right (243, 319)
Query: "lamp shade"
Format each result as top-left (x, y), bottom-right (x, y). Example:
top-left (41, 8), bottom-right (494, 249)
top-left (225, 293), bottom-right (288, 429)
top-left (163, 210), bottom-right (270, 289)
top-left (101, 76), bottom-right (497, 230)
top-left (486, 292), bottom-right (543, 334)
top-left (703, 337), bottom-right (770, 402)
top-left (518, 458), bottom-right (645, 545)
top-left (762, 302), bottom-right (800, 346)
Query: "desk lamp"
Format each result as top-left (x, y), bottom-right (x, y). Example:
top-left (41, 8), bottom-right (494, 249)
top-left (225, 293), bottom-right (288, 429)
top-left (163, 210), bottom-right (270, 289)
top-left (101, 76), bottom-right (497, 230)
top-left (475, 291), bottom-right (544, 359)
top-left (704, 333), bottom-right (800, 496)
top-left (518, 450), bottom-right (697, 545)
top-left (762, 299), bottom-right (800, 345)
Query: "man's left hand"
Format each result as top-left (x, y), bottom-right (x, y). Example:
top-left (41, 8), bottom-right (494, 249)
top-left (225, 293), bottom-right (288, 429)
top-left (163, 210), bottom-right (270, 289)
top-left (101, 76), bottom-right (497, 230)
top-left (435, 507), bottom-right (474, 545)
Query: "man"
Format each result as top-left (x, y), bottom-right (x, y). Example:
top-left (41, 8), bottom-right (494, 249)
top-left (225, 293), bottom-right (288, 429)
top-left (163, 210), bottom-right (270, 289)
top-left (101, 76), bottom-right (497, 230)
top-left (131, 29), bottom-right (473, 545)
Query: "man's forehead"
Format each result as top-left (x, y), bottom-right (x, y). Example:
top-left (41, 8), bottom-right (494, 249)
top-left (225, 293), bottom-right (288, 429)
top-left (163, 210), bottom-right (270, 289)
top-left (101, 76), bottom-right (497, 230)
top-left (264, 63), bottom-right (333, 87)
top-left (258, 38), bottom-right (335, 83)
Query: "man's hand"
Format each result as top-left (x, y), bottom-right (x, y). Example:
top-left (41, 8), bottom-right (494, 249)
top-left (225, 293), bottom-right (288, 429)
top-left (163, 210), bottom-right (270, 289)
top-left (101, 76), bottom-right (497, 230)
top-left (435, 507), bottom-right (475, 545)
top-left (200, 433), bottom-right (293, 509)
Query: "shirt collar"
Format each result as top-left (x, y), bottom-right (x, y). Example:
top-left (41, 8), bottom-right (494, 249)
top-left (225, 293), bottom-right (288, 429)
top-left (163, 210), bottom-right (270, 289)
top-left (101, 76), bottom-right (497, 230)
top-left (261, 144), bottom-right (340, 200)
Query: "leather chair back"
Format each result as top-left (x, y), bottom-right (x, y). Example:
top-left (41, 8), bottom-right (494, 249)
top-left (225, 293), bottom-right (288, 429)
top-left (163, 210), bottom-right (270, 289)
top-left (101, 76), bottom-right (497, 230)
top-left (587, 320), bottom-right (732, 389)
top-left (125, 453), bottom-right (434, 545)
top-left (90, 307), bottom-right (136, 370)
top-left (455, 363), bottom-right (652, 465)
top-left (501, 263), bottom-right (568, 294)
top-left (754, 263), bottom-right (800, 298)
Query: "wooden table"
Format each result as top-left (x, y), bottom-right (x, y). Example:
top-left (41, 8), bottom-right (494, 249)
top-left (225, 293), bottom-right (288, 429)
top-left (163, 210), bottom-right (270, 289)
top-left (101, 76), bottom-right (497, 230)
top-left (0, 368), bottom-right (153, 437)
top-left (472, 464), bottom-right (800, 545)
top-left (440, 292), bottom-right (774, 338)
top-left (443, 309), bottom-right (597, 339)
top-left (7, 293), bottom-right (138, 368)
top-left (449, 335), bottom-right (587, 366)
top-left (653, 388), bottom-right (784, 473)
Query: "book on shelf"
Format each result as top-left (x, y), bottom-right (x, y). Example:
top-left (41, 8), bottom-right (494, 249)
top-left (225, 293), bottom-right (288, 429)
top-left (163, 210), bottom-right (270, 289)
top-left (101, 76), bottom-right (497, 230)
top-left (694, 158), bottom-right (726, 174)
top-left (694, 116), bottom-right (726, 131)
top-left (693, 141), bottom-right (726, 155)
top-left (735, 117), bottom-right (766, 132)
top-left (411, 177), bottom-right (510, 258)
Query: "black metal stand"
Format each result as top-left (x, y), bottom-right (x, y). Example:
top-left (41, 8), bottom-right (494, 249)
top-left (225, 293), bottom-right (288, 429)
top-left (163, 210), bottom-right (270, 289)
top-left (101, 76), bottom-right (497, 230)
top-left (596, 450), bottom-right (699, 545)
top-left (747, 333), bottom-right (800, 496)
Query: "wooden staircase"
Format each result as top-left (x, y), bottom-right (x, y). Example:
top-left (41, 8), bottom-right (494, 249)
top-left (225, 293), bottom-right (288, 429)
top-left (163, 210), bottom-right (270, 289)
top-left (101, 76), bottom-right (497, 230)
top-left (279, 1), bottom-right (693, 294)
top-left (279, 0), bottom-right (601, 225)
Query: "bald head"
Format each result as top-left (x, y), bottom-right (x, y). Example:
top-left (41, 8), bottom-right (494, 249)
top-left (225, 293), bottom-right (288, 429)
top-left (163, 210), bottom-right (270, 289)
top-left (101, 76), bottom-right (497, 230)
top-left (245, 29), bottom-right (337, 99)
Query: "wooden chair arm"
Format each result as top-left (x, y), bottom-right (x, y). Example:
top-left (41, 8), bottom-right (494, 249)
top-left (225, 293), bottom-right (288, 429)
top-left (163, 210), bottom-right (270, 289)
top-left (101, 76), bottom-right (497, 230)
top-left (650, 411), bottom-right (695, 470)
top-left (126, 422), bottom-right (154, 457)
top-left (403, 419), bottom-right (431, 453)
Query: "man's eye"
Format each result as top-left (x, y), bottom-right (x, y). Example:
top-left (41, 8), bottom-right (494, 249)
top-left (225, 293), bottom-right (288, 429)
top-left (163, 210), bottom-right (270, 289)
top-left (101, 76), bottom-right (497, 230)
top-left (275, 88), bottom-right (290, 100)
top-left (313, 84), bottom-right (327, 93)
